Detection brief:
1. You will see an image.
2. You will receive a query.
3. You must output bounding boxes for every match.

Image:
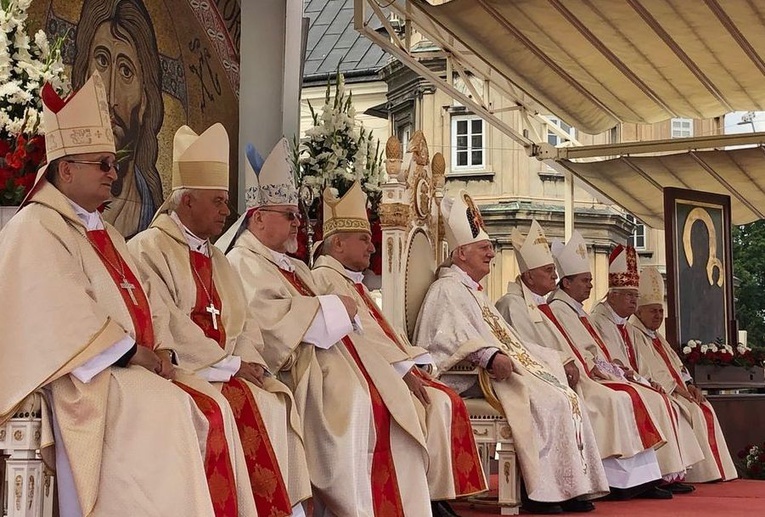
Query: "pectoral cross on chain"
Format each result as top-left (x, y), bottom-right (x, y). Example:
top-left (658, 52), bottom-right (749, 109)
top-left (120, 278), bottom-right (138, 305)
top-left (206, 302), bottom-right (220, 330)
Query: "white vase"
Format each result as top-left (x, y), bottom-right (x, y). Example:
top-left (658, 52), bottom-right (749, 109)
top-left (0, 205), bottom-right (18, 231)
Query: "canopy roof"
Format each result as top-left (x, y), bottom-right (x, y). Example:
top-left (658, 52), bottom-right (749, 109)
top-left (416, 0), bottom-right (765, 134)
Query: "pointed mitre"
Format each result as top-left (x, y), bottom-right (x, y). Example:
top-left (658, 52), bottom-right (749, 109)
top-left (323, 181), bottom-right (370, 239)
top-left (638, 266), bottom-right (664, 306)
top-left (511, 219), bottom-right (553, 273)
top-left (171, 123), bottom-right (229, 191)
top-left (244, 137), bottom-right (298, 208)
top-left (609, 244), bottom-right (640, 290)
top-left (25, 72), bottom-right (114, 202)
top-left (551, 230), bottom-right (590, 277)
top-left (440, 190), bottom-right (490, 250)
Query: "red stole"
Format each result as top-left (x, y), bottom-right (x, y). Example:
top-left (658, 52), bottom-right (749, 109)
top-left (617, 323), bottom-right (640, 371)
top-left (86, 231), bottom-right (238, 517)
top-left (279, 269), bottom-right (405, 516)
top-left (353, 282), bottom-right (487, 496)
top-left (188, 252), bottom-right (293, 516)
top-left (190, 251), bottom-right (226, 348)
top-left (579, 316), bottom-right (613, 362)
top-left (650, 336), bottom-right (726, 478)
top-left (537, 303), bottom-right (663, 449)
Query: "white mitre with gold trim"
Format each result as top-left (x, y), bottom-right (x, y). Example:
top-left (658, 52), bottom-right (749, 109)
top-left (511, 219), bottom-right (553, 273)
top-left (244, 137), bottom-right (298, 208)
top-left (323, 181), bottom-right (370, 238)
top-left (441, 190), bottom-right (490, 250)
top-left (638, 266), bottom-right (664, 306)
top-left (24, 72), bottom-right (114, 203)
top-left (551, 230), bottom-right (590, 277)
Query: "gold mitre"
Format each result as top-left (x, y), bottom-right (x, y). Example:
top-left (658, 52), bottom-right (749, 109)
top-left (551, 230), bottom-right (590, 278)
top-left (638, 266), bottom-right (664, 306)
top-left (511, 219), bottom-right (554, 273)
top-left (171, 123), bottom-right (229, 191)
top-left (441, 190), bottom-right (490, 250)
top-left (323, 181), bottom-right (370, 239)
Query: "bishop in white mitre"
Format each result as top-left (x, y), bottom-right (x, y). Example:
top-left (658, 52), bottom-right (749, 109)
top-left (591, 246), bottom-right (705, 485)
top-left (630, 266), bottom-right (737, 482)
top-left (495, 221), bottom-right (667, 497)
top-left (414, 191), bottom-right (608, 514)
top-left (0, 74), bottom-right (219, 516)
top-left (128, 124), bottom-right (312, 517)
top-left (219, 139), bottom-right (432, 516)
top-left (311, 182), bottom-right (487, 514)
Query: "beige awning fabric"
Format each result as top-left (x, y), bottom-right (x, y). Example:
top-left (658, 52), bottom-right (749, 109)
top-left (555, 144), bottom-right (765, 228)
top-left (416, 0), bottom-right (765, 134)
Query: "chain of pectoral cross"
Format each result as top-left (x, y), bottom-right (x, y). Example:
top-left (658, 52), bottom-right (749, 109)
top-left (86, 238), bottom-right (138, 305)
top-left (190, 261), bottom-right (220, 331)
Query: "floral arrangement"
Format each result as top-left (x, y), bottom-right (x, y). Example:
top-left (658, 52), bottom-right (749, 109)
top-left (293, 72), bottom-right (385, 214)
top-left (291, 72), bottom-right (386, 272)
top-left (737, 443), bottom-right (765, 479)
top-left (0, 0), bottom-right (68, 205)
top-left (682, 339), bottom-right (765, 369)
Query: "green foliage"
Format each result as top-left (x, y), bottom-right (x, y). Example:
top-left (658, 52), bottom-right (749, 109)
top-left (732, 220), bottom-right (765, 348)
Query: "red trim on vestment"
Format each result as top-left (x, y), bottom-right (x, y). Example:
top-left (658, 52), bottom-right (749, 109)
top-left (580, 317), bottom-right (613, 362)
top-left (353, 283), bottom-right (487, 496)
top-left (280, 269), bottom-right (405, 516)
top-left (617, 324), bottom-right (639, 371)
top-left (189, 251), bottom-right (227, 348)
top-left (174, 383), bottom-right (239, 517)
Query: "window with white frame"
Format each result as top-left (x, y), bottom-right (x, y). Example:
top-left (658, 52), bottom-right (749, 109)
top-left (397, 124), bottom-right (412, 152)
top-left (671, 118), bottom-right (693, 138)
top-left (451, 115), bottom-right (484, 169)
top-left (546, 117), bottom-right (575, 146)
top-left (627, 214), bottom-right (646, 250)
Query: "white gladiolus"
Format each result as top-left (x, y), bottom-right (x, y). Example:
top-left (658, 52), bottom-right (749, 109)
top-left (709, 344), bottom-right (718, 352)
top-left (701, 344), bottom-right (709, 353)
top-left (682, 346), bottom-right (691, 354)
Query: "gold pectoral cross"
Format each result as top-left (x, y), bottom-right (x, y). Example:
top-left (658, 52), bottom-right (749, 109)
top-left (120, 279), bottom-right (138, 305)
top-left (206, 302), bottom-right (220, 330)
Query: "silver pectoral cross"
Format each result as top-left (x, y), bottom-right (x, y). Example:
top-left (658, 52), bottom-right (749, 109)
top-left (206, 302), bottom-right (220, 330)
top-left (120, 278), bottom-right (138, 305)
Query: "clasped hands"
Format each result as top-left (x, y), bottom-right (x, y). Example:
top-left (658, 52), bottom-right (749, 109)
top-left (487, 354), bottom-right (580, 389)
top-left (129, 346), bottom-right (175, 379)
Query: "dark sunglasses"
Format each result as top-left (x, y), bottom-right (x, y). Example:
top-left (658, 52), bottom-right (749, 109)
top-left (258, 208), bottom-right (302, 221)
top-left (67, 159), bottom-right (120, 173)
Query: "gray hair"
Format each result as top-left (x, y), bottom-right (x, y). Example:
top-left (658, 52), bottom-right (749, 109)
top-left (167, 188), bottom-right (195, 212)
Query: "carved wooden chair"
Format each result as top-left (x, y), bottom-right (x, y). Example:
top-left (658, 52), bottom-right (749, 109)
top-left (1, 393), bottom-right (54, 517)
top-left (379, 132), bottom-right (520, 515)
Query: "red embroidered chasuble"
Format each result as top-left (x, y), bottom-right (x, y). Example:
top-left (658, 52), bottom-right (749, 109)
top-left (189, 251), bottom-right (293, 517)
top-left (537, 303), bottom-right (663, 449)
top-left (352, 282), bottom-right (487, 496)
top-left (86, 231), bottom-right (238, 517)
top-left (280, 269), bottom-right (405, 516)
top-left (649, 336), bottom-right (725, 477)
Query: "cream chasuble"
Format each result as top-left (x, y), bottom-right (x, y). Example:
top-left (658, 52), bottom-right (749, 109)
top-left (414, 265), bottom-right (609, 503)
top-left (0, 183), bottom-right (216, 516)
top-left (226, 230), bottom-right (431, 517)
top-left (591, 302), bottom-right (705, 478)
top-left (129, 213), bottom-right (312, 514)
top-left (495, 280), bottom-right (659, 466)
top-left (312, 255), bottom-right (487, 501)
top-left (629, 318), bottom-right (737, 482)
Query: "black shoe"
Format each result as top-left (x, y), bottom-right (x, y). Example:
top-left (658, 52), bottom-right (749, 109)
top-left (636, 486), bottom-right (673, 499)
top-left (431, 501), bottom-right (462, 517)
top-left (560, 499), bottom-right (596, 513)
top-left (665, 482), bottom-right (696, 494)
top-left (521, 500), bottom-right (563, 514)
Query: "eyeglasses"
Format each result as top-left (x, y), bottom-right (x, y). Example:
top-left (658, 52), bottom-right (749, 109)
top-left (67, 159), bottom-right (120, 174)
top-left (258, 208), bottom-right (302, 221)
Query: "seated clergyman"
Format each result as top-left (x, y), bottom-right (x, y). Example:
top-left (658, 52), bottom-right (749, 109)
top-left (414, 190), bottom-right (609, 514)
